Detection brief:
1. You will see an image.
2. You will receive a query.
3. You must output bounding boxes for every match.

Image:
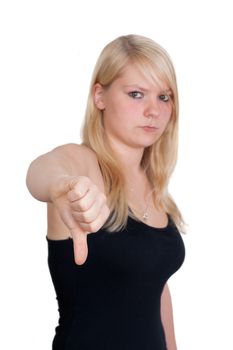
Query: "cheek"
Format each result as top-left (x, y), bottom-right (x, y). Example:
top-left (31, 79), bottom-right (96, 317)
top-left (161, 108), bottom-right (172, 128)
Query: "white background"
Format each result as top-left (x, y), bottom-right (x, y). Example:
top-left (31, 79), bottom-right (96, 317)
top-left (1, 0), bottom-right (233, 349)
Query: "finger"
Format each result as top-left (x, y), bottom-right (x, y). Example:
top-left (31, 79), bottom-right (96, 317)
top-left (71, 193), bottom-right (106, 223)
top-left (67, 186), bottom-right (89, 202)
top-left (67, 177), bottom-right (92, 202)
top-left (78, 205), bottom-right (110, 233)
top-left (67, 176), bottom-right (97, 202)
top-left (71, 227), bottom-right (89, 265)
top-left (69, 186), bottom-right (98, 212)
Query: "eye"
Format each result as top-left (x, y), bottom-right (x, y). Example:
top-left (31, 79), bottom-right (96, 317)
top-left (128, 91), bottom-right (144, 99)
top-left (159, 94), bottom-right (170, 102)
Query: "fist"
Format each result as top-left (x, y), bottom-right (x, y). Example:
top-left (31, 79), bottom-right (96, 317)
top-left (52, 175), bottom-right (110, 265)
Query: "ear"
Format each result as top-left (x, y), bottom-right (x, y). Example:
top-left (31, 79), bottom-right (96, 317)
top-left (93, 83), bottom-right (106, 110)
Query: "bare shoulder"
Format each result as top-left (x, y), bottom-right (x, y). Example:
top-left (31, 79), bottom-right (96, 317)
top-left (52, 143), bottom-right (104, 192)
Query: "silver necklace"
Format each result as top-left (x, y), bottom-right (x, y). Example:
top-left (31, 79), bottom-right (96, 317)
top-left (129, 188), bottom-right (155, 221)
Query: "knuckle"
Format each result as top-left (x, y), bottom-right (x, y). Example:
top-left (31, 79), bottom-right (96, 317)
top-left (82, 212), bottom-right (93, 224)
top-left (72, 184), bottom-right (82, 198)
top-left (86, 222), bottom-right (99, 233)
top-left (78, 200), bottom-right (89, 212)
top-left (73, 177), bottom-right (91, 196)
top-left (67, 189), bottom-right (76, 202)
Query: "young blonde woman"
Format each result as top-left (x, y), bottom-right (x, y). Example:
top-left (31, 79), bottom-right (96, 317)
top-left (26, 34), bottom-right (185, 350)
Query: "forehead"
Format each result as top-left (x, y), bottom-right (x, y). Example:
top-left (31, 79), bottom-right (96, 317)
top-left (114, 63), bottom-right (169, 91)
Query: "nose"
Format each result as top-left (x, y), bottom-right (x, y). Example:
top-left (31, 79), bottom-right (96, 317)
top-left (144, 97), bottom-right (160, 119)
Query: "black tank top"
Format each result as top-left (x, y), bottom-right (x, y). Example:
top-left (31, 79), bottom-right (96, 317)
top-left (47, 215), bottom-right (185, 350)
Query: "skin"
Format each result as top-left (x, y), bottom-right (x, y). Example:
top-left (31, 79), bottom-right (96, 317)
top-left (94, 63), bottom-right (172, 227)
top-left (26, 63), bottom-right (177, 350)
top-left (93, 64), bottom-right (177, 348)
top-left (94, 63), bottom-right (172, 165)
top-left (27, 63), bottom-right (173, 264)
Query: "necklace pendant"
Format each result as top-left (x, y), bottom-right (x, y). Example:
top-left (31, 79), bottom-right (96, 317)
top-left (143, 212), bottom-right (149, 221)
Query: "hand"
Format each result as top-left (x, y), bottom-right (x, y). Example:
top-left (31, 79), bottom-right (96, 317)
top-left (51, 175), bottom-right (110, 265)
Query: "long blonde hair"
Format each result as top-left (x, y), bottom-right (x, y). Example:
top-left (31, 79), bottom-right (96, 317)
top-left (82, 34), bottom-right (185, 232)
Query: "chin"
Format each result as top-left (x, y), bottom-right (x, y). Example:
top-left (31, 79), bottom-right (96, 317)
top-left (141, 137), bottom-right (160, 148)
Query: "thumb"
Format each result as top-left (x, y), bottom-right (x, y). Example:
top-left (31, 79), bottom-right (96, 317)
top-left (57, 202), bottom-right (89, 265)
top-left (71, 227), bottom-right (88, 265)
top-left (57, 205), bottom-right (89, 265)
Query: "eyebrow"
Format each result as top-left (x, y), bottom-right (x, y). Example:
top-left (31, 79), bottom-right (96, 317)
top-left (123, 84), bottom-right (149, 92)
top-left (123, 84), bottom-right (172, 94)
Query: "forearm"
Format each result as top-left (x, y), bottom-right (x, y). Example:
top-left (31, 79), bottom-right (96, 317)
top-left (26, 145), bottom-right (76, 202)
top-left (161, 284), bottom-right (177, 350)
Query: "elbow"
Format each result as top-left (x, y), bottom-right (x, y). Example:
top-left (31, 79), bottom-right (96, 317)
top-left (25, 158), bottom-right (44, 202)
top-left (26, 160), bottom-right (37, 199)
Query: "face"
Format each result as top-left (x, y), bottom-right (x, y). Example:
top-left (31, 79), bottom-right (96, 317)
top-left (94, 64), bottom-right (173, 151)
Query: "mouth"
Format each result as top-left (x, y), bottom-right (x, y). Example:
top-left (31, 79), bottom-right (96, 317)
top-left (140, 126), bottom-right (159, 132)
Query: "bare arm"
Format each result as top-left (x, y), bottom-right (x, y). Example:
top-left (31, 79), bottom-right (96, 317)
top-left (26, 143), bottom-right (109, 265)
top-left (26, 143), bottom-right (99, 202)
top-left (161, 283), bottom-right (177, 350)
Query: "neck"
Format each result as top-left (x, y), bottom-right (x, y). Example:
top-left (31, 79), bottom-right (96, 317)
top-left (107, 137), bottom-right (145, 174)
top-left (107, 140), bottom-right (150, 197)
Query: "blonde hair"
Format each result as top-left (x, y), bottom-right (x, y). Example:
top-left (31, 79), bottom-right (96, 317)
top-left (82, 34), bottom-right (185, 232)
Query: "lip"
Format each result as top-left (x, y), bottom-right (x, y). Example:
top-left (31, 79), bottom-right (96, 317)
top-left (140, 126), bottom-right (159, 132)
